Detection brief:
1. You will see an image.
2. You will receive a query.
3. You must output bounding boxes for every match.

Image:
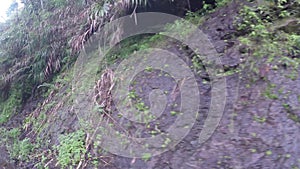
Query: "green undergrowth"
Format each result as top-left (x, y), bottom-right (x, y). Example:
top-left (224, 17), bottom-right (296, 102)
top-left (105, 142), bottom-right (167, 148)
top-left (0, 84), bottom-right (22, 124)
top-left (55, 130), bottom-right (87, 168)
top-left (0, 60), bottom-right (73, 126)
top-left (199, 0), bottom-right (232, 16)
top-left (0, 126), bottom-right (57, 168)
top-left (0, 127), bottom-right (34, 162)
top-left (236, 0), bottom-right (300, 97)
top-left (236, 0), bottom-right (300, 125)
top-left (237, 0), bottom-right (300, 70)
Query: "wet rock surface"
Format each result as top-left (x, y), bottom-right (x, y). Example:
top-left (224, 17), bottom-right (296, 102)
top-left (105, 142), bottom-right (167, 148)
top-left (98, 2), bottom-right (300, 169)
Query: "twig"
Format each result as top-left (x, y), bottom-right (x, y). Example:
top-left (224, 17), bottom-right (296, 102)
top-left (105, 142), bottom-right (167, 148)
top-left (44, 159), bottom-right (53, 168)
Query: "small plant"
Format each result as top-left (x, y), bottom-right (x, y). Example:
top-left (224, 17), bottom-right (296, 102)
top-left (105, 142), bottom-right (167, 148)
top-left (287, 113), bottom-right (300, 123)
top-left (185, 11), bottom-right (204, 25)
top-left (170, 111), bottom-right (178, 116)
top-left (265, 150), bottom-right (272, 156)
top-left (0, 127), bottom-right (20, 144)
top-left (263, 84), bottom-right (279, 100)
top-left (8, 138), bottom-right (34, 161)
top-left (237, 6), bottom-right (263, 34)
top-left (253, 115), bottom-right (267, 123)
top-left (161, 137), bottom-right (172, 148)
top-left (214, 0), bottom-right (231, 9)
top-left (250, 148), bottom-right (257, 153)
top-left (128, 90), bottom-right (138, 99)
top-left (142, 153), bottom-right (152, 161)
top-left (55, 130), bottom-right (87, 168)
top-left (285, 154), bottom-right (291, 158)
top-left (192, 55), bottom-right (203, 74)
top-left (135, 101), bottom-right (148, 111)
top-left (145, 66), bottom-right (153, 72)
top-left (282, 103), bottom-right (291, 111)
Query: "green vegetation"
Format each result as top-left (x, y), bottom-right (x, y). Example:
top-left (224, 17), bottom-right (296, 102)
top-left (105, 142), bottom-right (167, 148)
top-left (288, 113), bottom-right (300, 123)
top-left (0, 127), bottom-right (20, 143)
top-left (253, 115), bottom-right (267, 123)
top-left (236, 1), bottom-right (300, 128)
top-left (170, 111), bottom-right (178, 116)
top-left (0, 85), bottom-right (22, 124)
top-left (55, 130), bottom-right (87, 168)
top-left (142, 153), bottom-right (152, 161)
top-left (250, 148), bottom-right (257, 153)
top-left (0, 0), bottom-right (150, 127)
top-left (263, 84), bottom-right (279, 100)
top-left (237, 0), bottom-right (300, 78)
top-left (0, 127), bottom-right (34, 162)
top-left (200, 0), bottom-right (231, 15)
top-left (265, 150), bottom-right (273, 156)
top-left (9, 138), bottom-right (34, 161)
top-left (0, 0), bottom-right (299, 168)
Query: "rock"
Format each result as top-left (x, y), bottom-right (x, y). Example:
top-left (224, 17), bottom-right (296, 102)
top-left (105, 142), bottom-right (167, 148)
top-left (214, 40), bottom-right (227, 53)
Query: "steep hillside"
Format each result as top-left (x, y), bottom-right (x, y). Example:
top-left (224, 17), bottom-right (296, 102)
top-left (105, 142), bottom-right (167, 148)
top-left (0, 0), bottom-right (300, 168)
